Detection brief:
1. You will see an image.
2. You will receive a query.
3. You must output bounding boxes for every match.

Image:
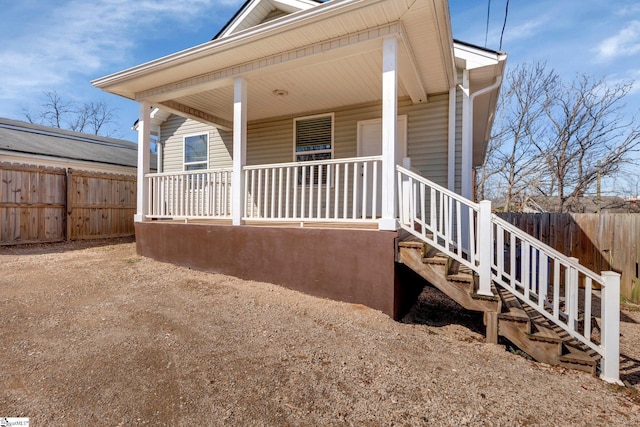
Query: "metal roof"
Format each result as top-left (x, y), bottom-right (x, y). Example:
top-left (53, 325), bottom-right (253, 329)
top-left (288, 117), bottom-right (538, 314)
top-left (0, 117), bottom-right (156, 169)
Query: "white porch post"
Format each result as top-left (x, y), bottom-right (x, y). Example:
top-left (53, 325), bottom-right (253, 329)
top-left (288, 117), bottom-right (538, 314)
top-left (379, 36), bottom-right (398, 231)
top-left (232, 76), bottom-right (247, 226)
top-left (135, 101), bottom-right (151, 222)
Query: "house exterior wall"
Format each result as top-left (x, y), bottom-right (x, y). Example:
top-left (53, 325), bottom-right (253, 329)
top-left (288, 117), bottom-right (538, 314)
top-left (159, 94), bottom-right (454, 188)
top-left (161, 115), bottom-right (233, 171)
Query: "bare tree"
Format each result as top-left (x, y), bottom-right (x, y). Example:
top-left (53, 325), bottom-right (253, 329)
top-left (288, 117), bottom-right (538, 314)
top-left (535, 75), bottom-right (640, 212)
top-left (23, 90), bottom-right (119, 137)
top-left (477, 63), bottom-right (559, 211)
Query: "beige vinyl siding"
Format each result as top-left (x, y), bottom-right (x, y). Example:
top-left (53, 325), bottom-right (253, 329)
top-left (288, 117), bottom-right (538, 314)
top-left (160, 115), bottom-right (232, 172)
top-left (245, 98), bottom-right (450, 180)
top-left (262, 8), bottom-right (288, 24)
top-left (246, 118), bottom-right (293, 165)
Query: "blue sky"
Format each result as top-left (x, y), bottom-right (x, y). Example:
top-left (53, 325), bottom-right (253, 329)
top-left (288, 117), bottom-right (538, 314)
top-left (1, 0), bottom-right (639, 146)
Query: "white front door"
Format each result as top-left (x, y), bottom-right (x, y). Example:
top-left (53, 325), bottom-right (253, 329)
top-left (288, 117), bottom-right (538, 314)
top-left (357, 116), bottom-right (407, 217)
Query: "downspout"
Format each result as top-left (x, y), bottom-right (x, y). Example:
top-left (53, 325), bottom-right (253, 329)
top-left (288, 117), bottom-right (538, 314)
top-left (459, 74), bottom-right (503, 201)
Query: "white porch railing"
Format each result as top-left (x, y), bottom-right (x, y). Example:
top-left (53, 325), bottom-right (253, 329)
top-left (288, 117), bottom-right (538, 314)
top-left (146, 169), bottom-right (232, 219)
top-left (396, 165), bottom-right (621, 384)
top-left (243, 156), bottom-right (382, 221)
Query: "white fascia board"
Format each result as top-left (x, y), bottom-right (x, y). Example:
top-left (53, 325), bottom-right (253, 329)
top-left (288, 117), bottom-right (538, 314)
top-left (219, 0), bottom-right (264, 38)
top-left (150, 107), bottom-right (171, 123)
top-left (91, 0), bottom-right (390, 92)
top-left (454, 42), bottom-right (506, 70)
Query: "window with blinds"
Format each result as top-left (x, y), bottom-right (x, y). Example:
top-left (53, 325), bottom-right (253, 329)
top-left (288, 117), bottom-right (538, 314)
top-left (294, 113), bottom-right (333, 185)
top-left (294, 114), bottom-right (333, 162)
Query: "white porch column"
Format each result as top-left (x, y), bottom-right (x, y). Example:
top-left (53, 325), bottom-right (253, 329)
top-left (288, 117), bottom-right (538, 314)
top-left (232, 76), bottom-right (247, 226)
top-left (379, 36), bottom-right (398, 231)
top-left (135, 101), bottom-right (151, 222)
top-left (460, 69), bottom-right (472, 200)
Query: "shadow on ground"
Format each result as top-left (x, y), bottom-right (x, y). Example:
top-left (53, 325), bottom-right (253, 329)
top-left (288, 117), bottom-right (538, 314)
top-left (401, 284), bottom-right (485, 336)
top-left (0, 236), bottom-right (135, 255)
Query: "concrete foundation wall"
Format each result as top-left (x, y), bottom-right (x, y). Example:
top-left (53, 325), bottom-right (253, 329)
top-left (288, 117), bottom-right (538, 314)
top-left (135, 222), bottom-right (415, 319)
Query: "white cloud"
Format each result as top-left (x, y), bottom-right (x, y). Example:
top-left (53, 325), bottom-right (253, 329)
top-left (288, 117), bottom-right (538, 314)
top-left (0, 0), bottom-right (234, 102)
top-left (594, 20), bottom-right (640, 62)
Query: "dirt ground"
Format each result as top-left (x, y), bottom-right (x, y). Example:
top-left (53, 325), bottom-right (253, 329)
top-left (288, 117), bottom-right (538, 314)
top-left (1, 238), bottom-right (640, 426)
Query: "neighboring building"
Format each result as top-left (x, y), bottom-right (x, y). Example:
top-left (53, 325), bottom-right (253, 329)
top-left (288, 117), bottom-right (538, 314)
top-left (0, 117), bottom-right (156, 245)
top-left (0, 117), bottom-right (156, 175)
top-left (522, 195), bottom-right (640, 214)
top-left (92, 0), bottom-right (622, 383)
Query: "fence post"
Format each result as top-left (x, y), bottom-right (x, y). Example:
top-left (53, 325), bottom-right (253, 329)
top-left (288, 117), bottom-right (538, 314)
top-left (600, 271), bottom-right (622, 384)
top-left (65, 168), bottom-right (72, 241)
top-left (477, 200), bottom-right (493, 296)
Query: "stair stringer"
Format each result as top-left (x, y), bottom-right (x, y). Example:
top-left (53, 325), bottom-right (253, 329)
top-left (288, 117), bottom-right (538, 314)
top-left (398, 245), bottom-right (499, 314)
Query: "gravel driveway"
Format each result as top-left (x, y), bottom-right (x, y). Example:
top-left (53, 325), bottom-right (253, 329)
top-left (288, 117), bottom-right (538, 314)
top-left (1, 238), bottom-right (639, 426)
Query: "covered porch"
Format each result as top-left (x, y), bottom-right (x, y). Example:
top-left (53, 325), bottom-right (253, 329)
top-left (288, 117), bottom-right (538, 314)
top-left (92, 0), bottom-right (503, 232)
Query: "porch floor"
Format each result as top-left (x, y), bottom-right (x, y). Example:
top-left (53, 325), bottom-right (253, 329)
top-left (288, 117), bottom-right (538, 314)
top-left (148, 218), bottom-right (379, 230)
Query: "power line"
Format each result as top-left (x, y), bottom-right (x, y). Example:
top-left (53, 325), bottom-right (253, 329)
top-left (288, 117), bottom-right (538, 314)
top-left (499, 0), bottom-right (510, 51)
top-left (485, 0), bottom-right (491, 48)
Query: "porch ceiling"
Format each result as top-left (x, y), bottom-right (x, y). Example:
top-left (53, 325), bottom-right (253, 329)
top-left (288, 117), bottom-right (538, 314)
top-left (92, 0), bottom-right (456, 123)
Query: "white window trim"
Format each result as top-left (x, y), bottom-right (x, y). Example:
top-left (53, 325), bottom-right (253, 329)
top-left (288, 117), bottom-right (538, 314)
top-left (183, 132), bottom-right (209, 171)
top-left (292, 112), bottom-right (335, 162)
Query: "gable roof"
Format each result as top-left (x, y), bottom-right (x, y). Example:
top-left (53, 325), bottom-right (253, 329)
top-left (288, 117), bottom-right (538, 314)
top-left (214, 0), bottom-right (323, 39)
top-left (0, 117), bottom-right (156, 170)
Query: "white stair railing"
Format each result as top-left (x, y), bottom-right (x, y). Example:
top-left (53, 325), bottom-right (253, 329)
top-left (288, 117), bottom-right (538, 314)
top-left (396, 165), bottom-right (481, 274)
top-left (146, 169), bottom-right (232, 219)
top-left (243, 156), bottom-right (382, 222)
top-left (396, 165), bottom-right (621, 384)
top-left (491, 216), bottom-right (621, 384)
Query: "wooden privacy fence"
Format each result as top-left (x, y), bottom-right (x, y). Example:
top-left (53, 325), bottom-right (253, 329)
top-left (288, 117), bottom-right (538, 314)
top-left (0, 163), bottom-right (136, 245)
top-left (498, 212), bottom-right (640, 303)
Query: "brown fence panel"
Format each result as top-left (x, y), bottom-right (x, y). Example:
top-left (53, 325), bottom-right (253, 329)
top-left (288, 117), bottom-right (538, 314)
top-left (1, 163), bottom-right (136, 245)
top-left (67, 170), bottom-right (136, 240)
top-left (498, 212), bottom-right (640, 303)
top-left (0, 164), bottom-right (66, 245)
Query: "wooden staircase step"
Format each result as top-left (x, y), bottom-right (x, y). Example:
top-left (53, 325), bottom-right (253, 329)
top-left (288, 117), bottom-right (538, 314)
top-left (398, 240), bottom-right (425, 250)
top-left (446, 273), bottom-right (474, 284)
top-left (424, 256), bottom-right (448, 265)
top-left (560, 344), bottom-right (599, 374)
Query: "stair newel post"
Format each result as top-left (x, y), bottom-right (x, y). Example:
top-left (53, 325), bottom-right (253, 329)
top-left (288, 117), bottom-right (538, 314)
top-left (401, 157), bottom-right (411, 225)
top-left (568, 257), bottom-right (580, 331)
top-left (477, 200), bottom-right (493, 296)
top-left (600, 271), bottom-right (622, 384)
